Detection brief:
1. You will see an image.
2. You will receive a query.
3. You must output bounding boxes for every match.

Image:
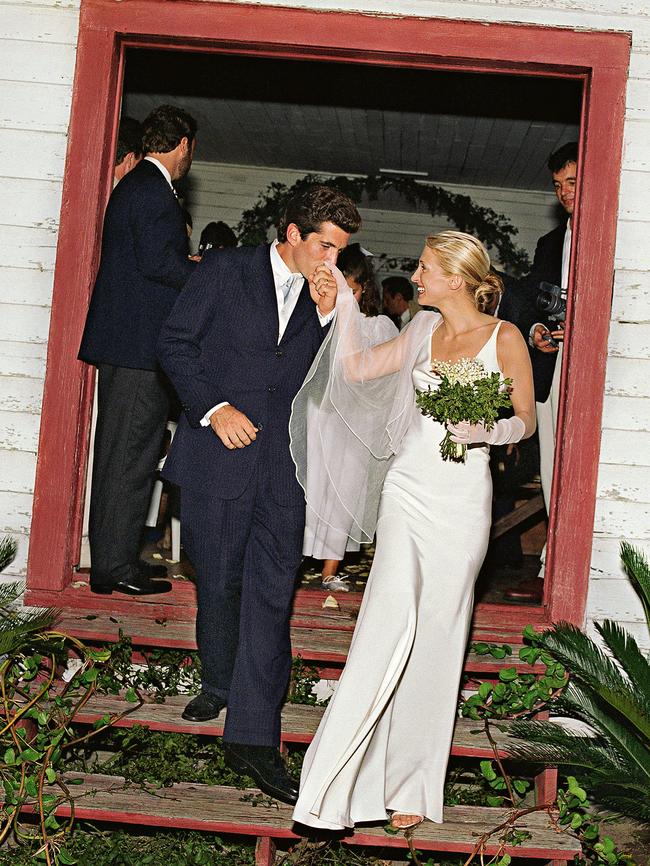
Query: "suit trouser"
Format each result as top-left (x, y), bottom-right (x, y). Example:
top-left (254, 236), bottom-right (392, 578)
top-left (181, 455), bottom-right (305, 747)
top-left (88, 364), bottom-right (169, 582)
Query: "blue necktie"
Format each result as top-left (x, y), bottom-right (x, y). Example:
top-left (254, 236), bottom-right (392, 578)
top-left (282, 274), bottom-right (301, 304)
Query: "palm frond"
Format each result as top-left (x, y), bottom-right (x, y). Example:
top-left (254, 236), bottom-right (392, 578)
top-left (590, 784), bottom-right (650, 823)
top-left (508, 721), bottom-right (630, 775)
top-left (507, 721), bottom-right (650, 821)
top-left (0, 606), bottom-right (59, 655)
top-left (558, 681), bottom-right (650, 774)
top-left (596, 618), bottom-right (650, 702)
top-left (0, 581), bottom-right (24, 609)
top-left (541, 622), bottom-right (630, 694)
top-left (620, 541), bottom-right (650, 630)
top-left (540, 624), bottom-right (650, 739)
top-left (0, 537), bottom-right (17, 574)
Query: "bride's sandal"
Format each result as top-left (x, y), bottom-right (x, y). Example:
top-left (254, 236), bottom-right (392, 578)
top-left (389, 812), bottom-right (424, 831)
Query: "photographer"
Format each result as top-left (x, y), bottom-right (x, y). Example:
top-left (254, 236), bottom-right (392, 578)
top-left (500, 141), bottom-right (577, 599)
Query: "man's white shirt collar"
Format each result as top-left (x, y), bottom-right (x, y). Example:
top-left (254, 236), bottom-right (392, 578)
top-left (270, 239), bottom-right (302, 290)
top-left (144, 156), bottom-right (173, 190)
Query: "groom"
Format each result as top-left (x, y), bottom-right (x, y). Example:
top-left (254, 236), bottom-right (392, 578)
top-left (157, 185), bottom-right (361, 804)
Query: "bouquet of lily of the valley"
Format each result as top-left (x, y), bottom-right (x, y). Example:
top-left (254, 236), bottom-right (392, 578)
top-left (416, 357), bottom-right (512, 463)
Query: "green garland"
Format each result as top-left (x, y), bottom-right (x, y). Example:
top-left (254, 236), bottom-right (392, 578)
top-left (236, 174), bottom-right (531, 276)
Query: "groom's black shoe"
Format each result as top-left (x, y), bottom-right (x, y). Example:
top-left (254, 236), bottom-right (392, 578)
top-left (182, 692), bottom-right (227, 722)
top-left (223, 743), bottom-right (299, 805)
top-left (90, 571), bottom-right (172, 595)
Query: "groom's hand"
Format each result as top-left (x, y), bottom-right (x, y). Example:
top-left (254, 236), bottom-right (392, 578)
top-left (309, 263), bottom-right (338, 316)
top-left (210, 405), bottom-right (258, 449)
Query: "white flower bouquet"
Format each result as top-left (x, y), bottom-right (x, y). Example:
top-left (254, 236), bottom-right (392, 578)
top-left (416, 357), bottom-right (513, 462)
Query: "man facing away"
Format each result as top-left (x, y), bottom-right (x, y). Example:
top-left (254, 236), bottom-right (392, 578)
top-left (157, 185), bottom-right (361, 804)
top-left (79, 104), bottom-right (197, 596)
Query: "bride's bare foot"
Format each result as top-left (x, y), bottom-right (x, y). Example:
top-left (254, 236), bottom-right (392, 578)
top-left (390, 812), bottom-right (424, 830)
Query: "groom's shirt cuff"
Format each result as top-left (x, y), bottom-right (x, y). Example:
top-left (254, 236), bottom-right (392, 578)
top-left (318, 308), bottom-right (336, 327)
top-left (200, 402), bottom-right (229, 426)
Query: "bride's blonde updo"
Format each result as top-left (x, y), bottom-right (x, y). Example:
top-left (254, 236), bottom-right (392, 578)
top-left (425, 230), bottom-right (503, 313)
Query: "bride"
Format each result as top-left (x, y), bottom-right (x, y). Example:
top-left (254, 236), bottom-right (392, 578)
top-left (290, 230), bottom-right (535, 831)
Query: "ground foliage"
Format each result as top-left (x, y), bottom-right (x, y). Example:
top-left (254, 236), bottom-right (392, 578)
top-left (235, 174), bottom-right (531, 276)
top-left (507, 543), bottom-right (650, 826)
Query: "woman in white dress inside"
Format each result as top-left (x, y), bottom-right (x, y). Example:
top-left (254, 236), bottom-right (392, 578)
top-left (290, 231), bottom-right (535, 831)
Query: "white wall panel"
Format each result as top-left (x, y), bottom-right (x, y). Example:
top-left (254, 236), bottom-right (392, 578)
top-left (0, 267), bottom-right (54, 307)
top-left (0, 129), bottom-right (67, 181)
top-left (0, 39), bottom-right (76, 85)
top-left (0, 305), bottom-right (51, 345)
top-left (0, 409), bottom-right (40, 451)
top-left (0, 374), bottom-right (44, 414)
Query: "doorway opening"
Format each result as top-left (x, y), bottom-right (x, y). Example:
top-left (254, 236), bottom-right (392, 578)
top-left (25, 1), bottom-right (629, 641)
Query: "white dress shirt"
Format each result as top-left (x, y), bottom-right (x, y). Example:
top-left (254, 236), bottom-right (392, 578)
top-left (201, 240), bottom-right (335, 426)
top-left (144, 155), bottom-right (174, 191)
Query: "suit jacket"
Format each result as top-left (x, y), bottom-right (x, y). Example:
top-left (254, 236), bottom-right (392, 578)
top-left (157, 244), bottom-right (328, 505)
top-left (499, 223), bottom-right (565, 403)
top-left (78, 158), bottom-right (195, 370)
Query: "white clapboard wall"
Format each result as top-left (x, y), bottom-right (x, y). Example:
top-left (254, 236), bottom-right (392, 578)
top-left (1, 0), bottom-right (649, 650)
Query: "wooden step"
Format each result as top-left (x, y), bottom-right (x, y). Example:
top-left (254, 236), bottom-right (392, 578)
top-left (68, 692), bottom-right (519, 757)
top-left (56, 609), bottom-right (537, 674)
top-left (39, 774), bottom-right (579, 859)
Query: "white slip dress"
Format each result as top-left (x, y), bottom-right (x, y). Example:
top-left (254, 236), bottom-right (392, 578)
top-left (292, 320), bottom-right (503, 830)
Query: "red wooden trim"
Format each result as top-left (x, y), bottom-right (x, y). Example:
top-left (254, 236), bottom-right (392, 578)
top-left (27, 0), bottom-right (630, 638)
top-left (255, 837), bottom-right (276, 866)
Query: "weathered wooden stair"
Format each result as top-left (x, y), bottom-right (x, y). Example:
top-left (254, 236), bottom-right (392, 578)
top-left (50, 596), bottom-right (579, 864)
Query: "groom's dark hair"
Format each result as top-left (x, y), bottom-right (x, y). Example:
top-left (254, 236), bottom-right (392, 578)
top-left (277, 184), bottom-right (361, 242)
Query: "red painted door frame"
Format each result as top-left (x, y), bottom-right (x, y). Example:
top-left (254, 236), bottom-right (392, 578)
top-left (26, 0), bottom-right (630, 633)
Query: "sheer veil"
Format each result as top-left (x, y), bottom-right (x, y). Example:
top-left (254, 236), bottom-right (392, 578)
top-left (289, 267), bottom-right (440, 548)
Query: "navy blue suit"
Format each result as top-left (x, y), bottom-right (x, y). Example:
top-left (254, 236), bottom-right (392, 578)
top-left (158, 244), bottom-right (328, 745)
top-left (78, 158), bottom-right (195, 586)
top-left (79, 158), bottom-right (195, 370)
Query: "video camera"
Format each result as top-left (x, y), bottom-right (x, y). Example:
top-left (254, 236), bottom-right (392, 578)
top-left (535, 281), bottom-right (567, 323)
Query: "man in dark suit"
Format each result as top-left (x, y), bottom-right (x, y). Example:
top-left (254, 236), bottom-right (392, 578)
top-left (79, 104), bottom-right (197, 596)
top-left (157, 185), bottom-right (361, 804)
top-left (500, 141), bottom-right (577, 600)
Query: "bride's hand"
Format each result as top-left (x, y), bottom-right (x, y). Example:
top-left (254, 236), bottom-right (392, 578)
top-left (446, 417), bottom-right (526, 446)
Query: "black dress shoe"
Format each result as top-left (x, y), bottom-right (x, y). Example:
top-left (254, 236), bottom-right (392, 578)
top-left (182, 692), bottom-right (227, 722)
top-left (90, 573), bottom-right (172, 595)
top-left (139, 559), bottom-right (169, 578)
top-left (223, 743), bottom-right (299, 805)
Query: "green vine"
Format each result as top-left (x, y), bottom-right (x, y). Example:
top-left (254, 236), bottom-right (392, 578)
top-left (236, 174), bottom-right (531, 275)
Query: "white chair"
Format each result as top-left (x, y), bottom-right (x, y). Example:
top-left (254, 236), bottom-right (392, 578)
top-left (145, 420), bottom-right (181, 563)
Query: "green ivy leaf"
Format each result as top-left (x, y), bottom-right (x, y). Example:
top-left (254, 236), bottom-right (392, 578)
top-left (479, 760), bottom-right (497, 781)
top-left (57, 849), bottom-right (77, 865)
top-left (486, 794), bottom-right (504, 807)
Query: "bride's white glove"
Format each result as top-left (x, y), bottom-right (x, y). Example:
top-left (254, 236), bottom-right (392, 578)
top-left (446, 416), bottom-right (526, 446)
